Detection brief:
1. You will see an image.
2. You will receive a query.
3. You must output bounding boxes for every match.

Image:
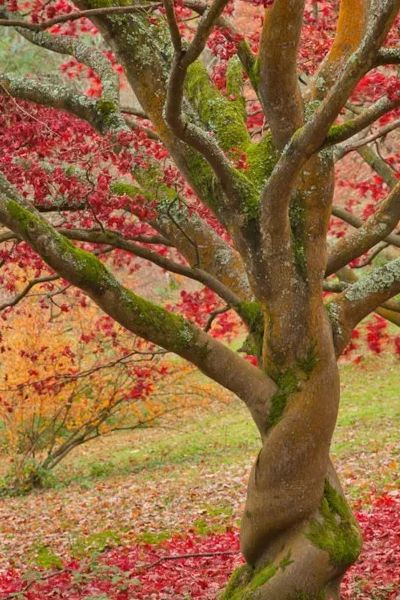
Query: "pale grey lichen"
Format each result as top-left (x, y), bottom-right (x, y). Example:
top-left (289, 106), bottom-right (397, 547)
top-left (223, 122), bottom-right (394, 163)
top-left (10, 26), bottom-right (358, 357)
top-left (325, 301), bottom-right (343, 337)
top-left (344, 258), bottom-right (400, 302)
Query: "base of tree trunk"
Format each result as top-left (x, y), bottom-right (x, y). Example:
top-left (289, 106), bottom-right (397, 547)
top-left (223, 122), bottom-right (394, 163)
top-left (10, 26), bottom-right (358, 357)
top-left (221, 478), bottom-right (362, 600)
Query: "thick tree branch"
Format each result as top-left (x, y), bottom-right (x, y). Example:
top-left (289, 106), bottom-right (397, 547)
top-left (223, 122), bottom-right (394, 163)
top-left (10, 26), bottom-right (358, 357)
top-left (330, 257), bottom-right (400, 354)
top-left (0, 74), bottom-right (126, 135)
top-left (312, 0), bottom-right (368, 98)
top-left (333, 265), bottom-right (400, 330)
top-left (375, 47), bottom-right (400, 65)
top-left (331, 206), bottom-right (400, 248)
top-left (258, 0), bottom-right (305, 148)
top-left (0, 74), bottom-right (103, 130)
top-left (357, 144), bottom-right (398, 188)
top-left (0, 4), bottom-right (162, 31)
top-left (325, 96), bottom-right (400, 146)
top-left (0, 173), bottom-right (275, 432)
top-left (327, 181), bottom-right (400, 274)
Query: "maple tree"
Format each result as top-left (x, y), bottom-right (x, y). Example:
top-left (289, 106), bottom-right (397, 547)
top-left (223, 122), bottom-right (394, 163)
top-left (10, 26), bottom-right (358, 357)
top-left (0, 299), bottom-right (219, 493)
top-left (0, 0), bottom-right (400, 597)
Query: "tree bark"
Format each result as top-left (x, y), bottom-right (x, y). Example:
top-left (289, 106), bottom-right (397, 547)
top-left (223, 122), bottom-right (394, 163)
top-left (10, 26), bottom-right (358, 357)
top-left (222, 321), bottom-right (362, 600)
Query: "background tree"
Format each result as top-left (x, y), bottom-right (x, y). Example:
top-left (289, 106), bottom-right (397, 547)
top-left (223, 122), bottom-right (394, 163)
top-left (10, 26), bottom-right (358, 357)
top-left (0, 0), bottom-right (399, 597)
top-left (0, 298), bottom-right (218, 493)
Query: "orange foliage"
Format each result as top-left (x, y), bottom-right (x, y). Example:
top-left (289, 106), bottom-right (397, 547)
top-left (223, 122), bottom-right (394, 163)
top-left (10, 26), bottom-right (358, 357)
top-left (0, 298), bottom-right (229, 491)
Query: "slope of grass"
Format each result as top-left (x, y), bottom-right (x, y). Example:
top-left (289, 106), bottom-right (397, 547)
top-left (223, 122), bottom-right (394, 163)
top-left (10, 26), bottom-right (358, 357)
top-left (49, 354), bottom-right (400, 496)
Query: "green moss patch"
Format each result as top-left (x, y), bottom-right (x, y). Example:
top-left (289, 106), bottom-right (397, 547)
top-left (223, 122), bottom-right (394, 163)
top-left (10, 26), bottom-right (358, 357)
top-left (185, 61), bottom-right (249, 151)
top-left (306, 480), bottom-right (362, 566)
top-left (221, 553), bottom-right (294, 599)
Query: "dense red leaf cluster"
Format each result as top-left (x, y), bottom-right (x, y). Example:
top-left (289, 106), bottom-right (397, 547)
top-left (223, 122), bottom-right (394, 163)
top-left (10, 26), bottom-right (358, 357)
top-left (0, 493), bottom-right (399, 599)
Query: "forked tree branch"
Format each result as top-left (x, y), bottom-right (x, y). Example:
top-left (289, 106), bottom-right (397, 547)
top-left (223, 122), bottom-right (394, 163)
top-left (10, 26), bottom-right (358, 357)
top-left (17, 29), bottom-right (120, 103)
top-left (182, 0), bottom-right (256, 78)
top-left (0, 274), bottom-right (59, 311)
top-left (325, 96), bottom-right (400, 147)
top-left (260, 2), bottom-right (400, 245)
top-left (0, 172), bottom-right (275, 432)
top-left (327, 181), bottom-right (400, 274)
top-left (338, 118), bottom-right (400, 155)
top-left (163, 0), bottom-right (244, 209)
top-left (258, 0), bottom-right (305, 148)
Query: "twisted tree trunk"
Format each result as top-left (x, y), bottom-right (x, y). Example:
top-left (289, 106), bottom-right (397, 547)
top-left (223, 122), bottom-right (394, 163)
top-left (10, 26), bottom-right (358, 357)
top-left (222, 319), bottom-right (362, 599)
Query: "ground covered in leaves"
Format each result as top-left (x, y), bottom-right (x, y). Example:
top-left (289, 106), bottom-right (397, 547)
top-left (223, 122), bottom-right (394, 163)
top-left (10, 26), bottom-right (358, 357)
top-left (0, 494), bottom-right (399, 599)
top-left (0, 356), bottom-right (399, 598)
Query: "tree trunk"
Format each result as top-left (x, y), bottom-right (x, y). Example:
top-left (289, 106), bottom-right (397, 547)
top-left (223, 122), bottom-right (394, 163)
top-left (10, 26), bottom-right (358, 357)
top-left (222, 322), bottom-right (362, 600)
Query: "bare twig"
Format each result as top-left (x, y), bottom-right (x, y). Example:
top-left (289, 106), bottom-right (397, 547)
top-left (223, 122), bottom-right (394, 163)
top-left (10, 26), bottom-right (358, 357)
top-left (339, 118), bottom-right (400, 155)
top-left (0, 274), bottom-right (59, 311)
top-left (0, 4), bottom-right (162, 31)
top-left (204, 305), bottom-right (229, 331)
top-left (140, 549), bottom-right (240, 571)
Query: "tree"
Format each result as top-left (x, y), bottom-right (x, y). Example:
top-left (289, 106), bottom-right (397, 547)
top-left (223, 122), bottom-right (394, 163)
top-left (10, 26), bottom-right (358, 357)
top-left (0, 298), bottom-right (216, 493)
top-left (0, 0), bottom-right (399, 597)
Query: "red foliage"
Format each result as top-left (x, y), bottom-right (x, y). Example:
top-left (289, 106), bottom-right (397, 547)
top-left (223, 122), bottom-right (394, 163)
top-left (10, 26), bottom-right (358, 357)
top-left (342, 493), bottom-right (400, 600)
top-left (0, 494), bottom-right (399, 599)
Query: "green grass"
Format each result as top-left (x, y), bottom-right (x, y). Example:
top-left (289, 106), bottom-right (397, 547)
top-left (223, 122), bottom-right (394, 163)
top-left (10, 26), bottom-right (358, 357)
top-left (1, 355), bottom-right (397, 498)
top-left (46, 354), bottom-right (399, 498)
top-left (336, 357), bottom-right (399, 453)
